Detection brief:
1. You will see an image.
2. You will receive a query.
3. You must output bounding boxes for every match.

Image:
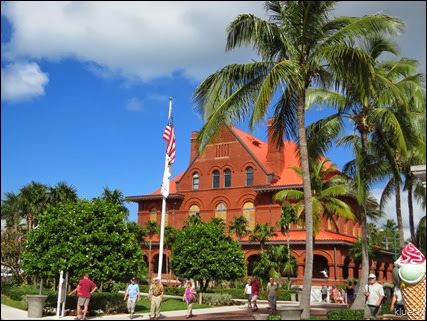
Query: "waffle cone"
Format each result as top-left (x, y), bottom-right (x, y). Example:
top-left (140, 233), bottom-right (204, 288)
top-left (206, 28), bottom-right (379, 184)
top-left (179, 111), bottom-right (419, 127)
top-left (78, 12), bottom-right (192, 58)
top-left (402, 275), bottom-right (426, 320)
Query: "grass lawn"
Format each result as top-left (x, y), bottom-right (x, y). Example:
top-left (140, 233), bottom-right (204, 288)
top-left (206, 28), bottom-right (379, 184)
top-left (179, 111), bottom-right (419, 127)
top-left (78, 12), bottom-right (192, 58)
top-left (1, 294), bottom-right (212, 313)
top-left (1, 294), bottom-right (26, 310)
top-left (134, 297), bottom-right (212, 313)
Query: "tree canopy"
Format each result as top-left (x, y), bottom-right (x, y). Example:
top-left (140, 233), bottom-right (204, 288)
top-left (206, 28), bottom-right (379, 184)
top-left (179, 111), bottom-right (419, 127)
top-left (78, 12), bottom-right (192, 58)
top-left (171, 219), bottom-right (246, 292)
top-left (22, 198), bottom-right (146, 285)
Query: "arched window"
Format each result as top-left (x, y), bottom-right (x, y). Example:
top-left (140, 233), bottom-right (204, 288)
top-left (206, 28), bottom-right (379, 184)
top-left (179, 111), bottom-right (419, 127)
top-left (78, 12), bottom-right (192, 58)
top-left (215, 202), bottom-right (227, 221)
top-left (192, 173), bottom-right (199, 190)
top-left (212, 170), bottom-right (220, 189)
top-left (150, 208), bottom-right (157, 222)
top-left (189, 205), bottom-right (200, 217)
top-left (224, 169), bottom-right (231, 188)
top-left (246, 167), bottom-right (254, 186)
top-left (243, 202), bottom-right (255, 230)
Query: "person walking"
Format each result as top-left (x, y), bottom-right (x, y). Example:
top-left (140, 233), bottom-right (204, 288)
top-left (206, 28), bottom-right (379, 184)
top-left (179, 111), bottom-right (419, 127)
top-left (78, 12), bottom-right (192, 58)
top-left (148, 277), bottom-right (164, 320)
top-left (182, 281), bottom-right (197, 319)
top-left (68, 273), bottom-right (97, 321)
top-left (251, 276), bottom-right (261, 312)
top-left (266, 277), bottom-right (279, 313)
top-left (390, 286), bottom-right (405, 316)
top-left (320, 285), bottom-right (328, 302)
top-left (243, 278), bottom-right (252, 309)
top-left (346, 282), bottom-right (355, 306)
top-left (123, 277), bottom-right (141, 319)
top-left (363, 274), bottom-right (384, 320)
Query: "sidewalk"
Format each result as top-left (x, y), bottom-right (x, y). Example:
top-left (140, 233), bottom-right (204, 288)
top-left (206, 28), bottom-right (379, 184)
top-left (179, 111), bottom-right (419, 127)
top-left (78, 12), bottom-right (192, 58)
top-left (2, 300), bottom-right (345, 320)
top-left (1, 303), bottom-right (267, 320)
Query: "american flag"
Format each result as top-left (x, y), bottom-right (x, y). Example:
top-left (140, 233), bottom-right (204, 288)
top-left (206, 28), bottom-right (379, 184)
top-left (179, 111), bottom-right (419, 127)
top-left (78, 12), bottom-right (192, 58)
top-left (163, 109), bottom-right (176, 165)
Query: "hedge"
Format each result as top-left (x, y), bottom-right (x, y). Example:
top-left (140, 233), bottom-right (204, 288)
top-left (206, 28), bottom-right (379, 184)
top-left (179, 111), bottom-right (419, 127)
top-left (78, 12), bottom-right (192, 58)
top-left (1, 286), bottom-right (126, 314)
top-left (207, 288), bottom-right (292, 301)
top-left (327, 309), bottom-right (364, 320)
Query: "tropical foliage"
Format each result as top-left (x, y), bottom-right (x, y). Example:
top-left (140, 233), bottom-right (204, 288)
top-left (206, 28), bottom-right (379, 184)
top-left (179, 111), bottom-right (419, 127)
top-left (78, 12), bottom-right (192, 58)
top-left (171, 219), bottom-right (246, 292)
top-left (22, 198), bottom-right (146, 285)
top-left (193, 1), bottom-right (402, 316)
top-left (273, 159), bottom-right (355, 235)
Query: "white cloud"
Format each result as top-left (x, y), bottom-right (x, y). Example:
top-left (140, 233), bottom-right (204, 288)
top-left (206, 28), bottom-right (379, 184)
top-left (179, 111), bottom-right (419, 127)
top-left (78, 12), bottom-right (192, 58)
top-left (1, 1), bottom-right (424, 85)
top-left (370, 188), bottom-right (426, 241)
top-left (125, 97), bottom-right (143, 112)
top-left (1, 1), bottom-right (265, 82)
top-left (1, 62), bottom-right (49, 102)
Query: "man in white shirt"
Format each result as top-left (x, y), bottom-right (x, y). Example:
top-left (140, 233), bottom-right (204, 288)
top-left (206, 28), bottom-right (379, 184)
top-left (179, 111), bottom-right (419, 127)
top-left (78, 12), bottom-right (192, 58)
top-left (364, 274), bottom-right (385, 320)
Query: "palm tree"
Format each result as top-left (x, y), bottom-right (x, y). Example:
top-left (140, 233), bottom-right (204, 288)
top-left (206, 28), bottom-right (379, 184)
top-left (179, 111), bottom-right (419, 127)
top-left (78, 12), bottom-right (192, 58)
top-left (273, 159), bottom-right (355, 235)
top-left (49, 181), bottom-right (78, 206)
top-left (100, 187), bottom-right (130, 220)
top-left (19, 181), bottom-right (50, 232)
top-left (305, 35), bottom-right (423, 308)
top-left (249, 223), bottom-right (276, 253)
top-left (145, 220), bottom-right (159, 277)
top-left (229, 215), bottom-right (249, 241)
top-left (164, 226), bottom-right (179, 285)
top-left (275, 203), bottom-right (298, 278)
top-left (415, 216), bottom-right (426, 256)
top-left (1, 192), bottom-right (23, 231)
top-left (193, 2), bottom-right (401, 316)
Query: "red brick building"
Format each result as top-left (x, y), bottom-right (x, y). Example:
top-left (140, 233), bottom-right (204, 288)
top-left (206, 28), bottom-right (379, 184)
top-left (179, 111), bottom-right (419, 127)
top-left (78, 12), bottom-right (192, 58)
top-left (127, 119), bottom-right (394, 285)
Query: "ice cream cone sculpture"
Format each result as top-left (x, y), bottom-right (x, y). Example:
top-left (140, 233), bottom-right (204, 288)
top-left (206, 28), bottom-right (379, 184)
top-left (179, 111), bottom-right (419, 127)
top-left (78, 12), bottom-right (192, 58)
top-left (394, 243), bottom-right (426, 320)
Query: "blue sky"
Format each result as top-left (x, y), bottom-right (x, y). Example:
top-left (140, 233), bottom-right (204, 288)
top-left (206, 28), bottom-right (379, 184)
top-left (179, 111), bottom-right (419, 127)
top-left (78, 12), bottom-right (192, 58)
top-left (1, 2), bottom-right (426, 236)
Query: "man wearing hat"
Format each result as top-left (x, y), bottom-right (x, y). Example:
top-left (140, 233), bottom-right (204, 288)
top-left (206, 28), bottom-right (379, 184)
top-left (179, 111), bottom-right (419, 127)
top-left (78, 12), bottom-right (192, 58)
top-left (363, 273), bottom-right (385, 320)
top-left (149, 277), bottom-right (164, 320)
top-left (123, 277), bottom-right (140, 319)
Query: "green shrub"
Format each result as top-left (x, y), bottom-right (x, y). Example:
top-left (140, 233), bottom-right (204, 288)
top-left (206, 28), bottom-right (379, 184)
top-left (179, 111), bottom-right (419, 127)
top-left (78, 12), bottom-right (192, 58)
top-left (381, 304), bottom-right (391, 315)
top-left (268, 315), bottom-right (281, 320)
top-left (164, 287), bottom-right (186, 296)
top-left (207, 288), bottom-right (292, 301)
top-left (65, 293), bottom-right (126, 314)
top-left (202, 293), bottom-right (233, 306)
top-left (327, 309), bottom-right (364, 320)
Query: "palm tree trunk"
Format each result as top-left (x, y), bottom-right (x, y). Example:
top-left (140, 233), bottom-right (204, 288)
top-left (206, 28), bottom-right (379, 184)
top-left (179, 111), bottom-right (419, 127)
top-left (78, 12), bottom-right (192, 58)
top-left (149, 240), bottom-right (152, 277)
top-left (407, 179), bottom-right (416, 243)
top-left (394, 178), bottom-right (404, 249)
top-left (351, 129), bottom-right (370, 310)
top-left (297, 95), bottom-right (314, 319)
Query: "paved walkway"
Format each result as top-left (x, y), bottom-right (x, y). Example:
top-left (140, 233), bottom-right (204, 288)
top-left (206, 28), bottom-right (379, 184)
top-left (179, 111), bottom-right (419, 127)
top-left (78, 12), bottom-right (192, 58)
top-left (1, 301), bottom-right (346, 320)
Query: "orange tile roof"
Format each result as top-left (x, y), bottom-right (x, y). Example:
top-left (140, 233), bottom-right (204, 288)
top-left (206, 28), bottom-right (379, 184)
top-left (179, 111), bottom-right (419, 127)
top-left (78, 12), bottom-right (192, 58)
top-left (149, 230), bottom-right (357, 243)
top-left (232, 127), bottom-right (302, 186)
top-left (237, 230), bottom-right (358, 243)
top-left (151, 172), bottom-right (185, 195)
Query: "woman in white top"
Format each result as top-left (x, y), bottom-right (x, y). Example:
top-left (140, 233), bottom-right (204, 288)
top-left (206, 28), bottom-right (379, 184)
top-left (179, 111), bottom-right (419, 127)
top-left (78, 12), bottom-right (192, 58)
top-left (390, 287), bottom-right (405, 315)
top-left (243, 279), bottom-right (252, 309)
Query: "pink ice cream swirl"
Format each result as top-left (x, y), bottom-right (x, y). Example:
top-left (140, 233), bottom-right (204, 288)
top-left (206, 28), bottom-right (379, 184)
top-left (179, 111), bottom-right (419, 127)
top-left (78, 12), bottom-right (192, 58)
top-left (395, 243), bottom-right (426, 266)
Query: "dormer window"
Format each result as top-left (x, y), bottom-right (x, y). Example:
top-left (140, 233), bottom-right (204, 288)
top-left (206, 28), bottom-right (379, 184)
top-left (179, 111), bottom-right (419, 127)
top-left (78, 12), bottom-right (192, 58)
top-left (224, 169), bottom-right (231, 188)
top-left (192, 173), bottom-right (199, 190)
top-left (212, 170), bottom-right (220, 189)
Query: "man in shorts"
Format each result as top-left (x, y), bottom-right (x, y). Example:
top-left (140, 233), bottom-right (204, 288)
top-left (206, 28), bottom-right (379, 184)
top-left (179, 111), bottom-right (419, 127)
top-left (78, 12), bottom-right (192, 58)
top-left (251, 276), bottom-right (261, 312)
top-left (124, 277), bottom-right (141, 319)
top-left (364, 274), bottom-right (384, 320)
top-left (69, 273), bottom-right (97, 320)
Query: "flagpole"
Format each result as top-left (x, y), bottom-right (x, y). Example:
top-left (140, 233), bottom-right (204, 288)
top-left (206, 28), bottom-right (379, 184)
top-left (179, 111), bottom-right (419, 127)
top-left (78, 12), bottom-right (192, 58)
top-left (158, 97), bottom-right (173, 279)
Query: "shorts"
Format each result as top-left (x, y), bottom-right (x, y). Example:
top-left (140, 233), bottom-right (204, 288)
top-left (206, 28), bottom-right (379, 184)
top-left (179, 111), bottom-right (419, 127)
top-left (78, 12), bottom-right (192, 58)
top-left (251, 295), bottom-right (259, 302)
top-left (321, 294), bottom-right (327, 300)
top-left (246, 294), bottom-right (252, 301)
top-left (77, 297), bottom-right (90, 307)
top-left (364, 305), bottom-right (381, 320)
